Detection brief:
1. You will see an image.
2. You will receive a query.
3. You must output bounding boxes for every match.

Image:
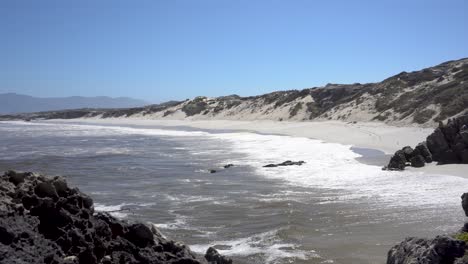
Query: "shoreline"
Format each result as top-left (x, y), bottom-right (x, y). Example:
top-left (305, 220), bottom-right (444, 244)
top-left (39, 118), bottom-right (468, 178)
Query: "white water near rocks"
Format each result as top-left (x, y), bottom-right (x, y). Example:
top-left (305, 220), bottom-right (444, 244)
top-left (0, 121), bottom-right (466, 264)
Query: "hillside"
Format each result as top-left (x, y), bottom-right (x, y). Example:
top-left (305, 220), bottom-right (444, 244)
top-left (1, 58), bottom-right (467, 127)
top-left (0, 93), bottom-right (149, 114)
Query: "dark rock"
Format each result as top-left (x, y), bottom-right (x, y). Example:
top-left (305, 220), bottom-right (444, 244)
top-left (53, 177), bottom-right (69, 197)
top-left (223, 164), bottom-right (234, 169)
top-left (7, 170), bottom-right (27, 185)
top-left (438, 149), bottom-right (459, 165)
top-left (205, 247), bottom-right (233, 264)
top-left (462, 193), bottom-right (468, 217)
top-left (125, 223), bottom-right (154, 248)
top-left (387, 236), bottom-right (465, 264)
top-left (0, 171), bottom-right (213, 264)
top-left (427, 128), bottom-right (450, 160)
top-left (410, 155), bottom-right (426, 168)
top-left (415, 142), bottom-right (433, 163)
top-left (386, 150), bottom-right (407, 170)
top-left (461, 149), bottom-right (468, 164)
top-left (209, 169), bottom-right (217, 173)
top-left (402, 146), bottom-right (415, 160)
top-left (35, 181), bottom-right (58, 198)
top-left (460, 222), bottom-right (468, 233)
top-left (461, 130), bottom-right (468, 145)
top-left (386, 115), bottom-right (468, 169)
top-left (263, 160), bottom-right (306, 168)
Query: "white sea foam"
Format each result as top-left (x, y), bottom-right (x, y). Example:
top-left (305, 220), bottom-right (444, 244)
top-left (94, 203), bottom-right (132, 218)
top-left (154, 217), bottom-right (188, 230)
top-left (190, 229), bottom-right (320, 263)
top-left (207, 132), bottom-right (468, 208)
top-left (10, 121), bottom-right (468, 209)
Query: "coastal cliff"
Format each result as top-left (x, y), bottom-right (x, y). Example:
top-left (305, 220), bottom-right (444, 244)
top-left (1, 58), bottom-right (467, 127)
top-left (0, 170), bottom-right (232, 264)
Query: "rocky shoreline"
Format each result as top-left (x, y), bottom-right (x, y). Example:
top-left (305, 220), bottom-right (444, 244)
top-left (0, 170), bottom-right (232, 264)
top-left (385, 115), bottom-right (468, 170)
top-left (386, 192), bottom-right (468, 264)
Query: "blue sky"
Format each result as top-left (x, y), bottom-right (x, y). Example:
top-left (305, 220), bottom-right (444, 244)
top-left (1, 0), bottom-right (467, 102)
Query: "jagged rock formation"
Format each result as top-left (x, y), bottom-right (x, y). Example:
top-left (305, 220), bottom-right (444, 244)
top-left (387, 236), bottom-right (465, 264)
top-left (1, 58), bottom-right (467, 127)
top-left (0, 170), bottom-right (232, 264)
top-left (386, 193), bottom-right (468, 264)
top-left (385, 115), bottom-right (468, 170)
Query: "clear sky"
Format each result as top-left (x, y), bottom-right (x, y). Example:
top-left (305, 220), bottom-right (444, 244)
top-left (1, 0), bottom-right (467, 102)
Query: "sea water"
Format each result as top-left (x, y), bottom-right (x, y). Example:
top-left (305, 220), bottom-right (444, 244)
top-left (0, 121), bottom-right (466, 264)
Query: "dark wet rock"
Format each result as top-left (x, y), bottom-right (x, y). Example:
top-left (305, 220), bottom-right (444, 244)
top-left (386, 115), bottom-right (468, 170)
top-left (223, 164), bottom-right (234, 169)
top-left (263, 160), bottom-right (306, 168)
top-left (7, 170), bottom-right (27, 185)
top-left (386, 236), bottom-right (465, 264)
top-left (410, 155), bottom-right (426, 168)
top-left (125, 223), bottom-right (154, 248)
top-left (385, 150), bottom-right (407, 171)
top-left (0, 170), bottom-right (228, 264)
top-left (205, 247), bottom-right (233, 264)
top-left (427, 128), bottom-right (451, 161)
top-left (438, 149), bottom-right (460, 165)
top-left (35, 181), bottom-right (58, 198)
top-left (461, 130), bottom-right (468, 145)
top-left (415, 142), bottom-right (433, 163)
top-left (402, 146), bottom-right (415, 160)
top-left (209, 169), bottom-right (217, 174)
top-left (462, 193), bottom-right (468, 217)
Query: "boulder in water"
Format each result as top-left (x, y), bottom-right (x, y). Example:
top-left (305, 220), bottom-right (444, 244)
top-left (205, 247), bottom-right (233, 264)
top-left (263, 160), bottom-right (305, 168)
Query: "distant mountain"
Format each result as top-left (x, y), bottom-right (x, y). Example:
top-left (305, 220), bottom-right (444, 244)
top-left (2, 57), bottom-right (467, 126)
top-left (0, 93), bottom-right (150, 114)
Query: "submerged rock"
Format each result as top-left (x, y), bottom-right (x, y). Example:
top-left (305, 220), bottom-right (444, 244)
top-left (223, 164), bottom-right (234, 169)
top-left (263, 160), bottom-right (306, 168)
top-left (0, 170), bottom-right (231, 264)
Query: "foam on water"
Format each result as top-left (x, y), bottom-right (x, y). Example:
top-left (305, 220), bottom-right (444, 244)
top-left (208, 132), bottom-right (468, 208)
top-left (94, 203), bottom-right (132, 218)
top-left (6, 120), bottom-right (467, 209)
top-left (190, 228), bottom-right (321, 263)
top-left (3, 121), bottom-right (468, 263)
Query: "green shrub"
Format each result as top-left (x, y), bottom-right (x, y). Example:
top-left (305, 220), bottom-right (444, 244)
top-left (454, 232), bottom-right (468, 243)
top-left (289, 102), bottom-right (303, 117)
top-left (182, 100), bottom-right (208, 116)
top-left (413, 109), bottom-right (436, 124)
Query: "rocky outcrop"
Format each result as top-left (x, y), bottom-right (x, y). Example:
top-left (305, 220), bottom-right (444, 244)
top-left (385, 115), bottom-right (468, 170)
top-left (387, 193), bottom-right (468, 264)
top-left (387, 236), bottom-right (465, 264)
top-left (263, 160), bottom-right (306, 168)
top-left (0, 170), bottom-right (230, 264)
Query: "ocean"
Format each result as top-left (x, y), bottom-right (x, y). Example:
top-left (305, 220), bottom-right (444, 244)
top-left (0, 120), bottom-right (466, 264)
